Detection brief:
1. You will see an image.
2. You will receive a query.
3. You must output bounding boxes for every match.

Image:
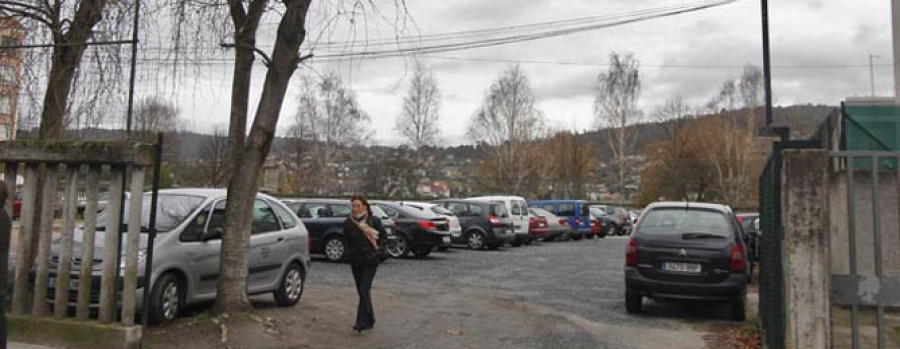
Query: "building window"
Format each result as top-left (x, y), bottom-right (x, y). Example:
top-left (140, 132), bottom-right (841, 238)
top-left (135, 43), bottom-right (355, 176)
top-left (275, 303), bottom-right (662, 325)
top-left (0, 65), bottom-right (14, 86)
top-left (0, 94), bottom-right (12, 114)
top-left (0, 36), bottom-right (19, 58)
top-left (0, 125), bottom-right (8, 141)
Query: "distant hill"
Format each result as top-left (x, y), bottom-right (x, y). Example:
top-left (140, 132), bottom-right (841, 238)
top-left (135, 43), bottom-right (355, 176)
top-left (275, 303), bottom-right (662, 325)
top-left (14, 104), bottom-right (836, 162)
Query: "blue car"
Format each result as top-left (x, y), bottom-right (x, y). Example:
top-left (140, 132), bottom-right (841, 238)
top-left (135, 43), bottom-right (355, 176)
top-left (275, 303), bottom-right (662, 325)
top-left (527, 200), bottom-right (593, 240)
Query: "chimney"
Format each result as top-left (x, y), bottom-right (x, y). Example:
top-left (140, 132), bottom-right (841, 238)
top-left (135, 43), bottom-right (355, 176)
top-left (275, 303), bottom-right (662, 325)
top-left (894, 0), bottom-right (900, 101)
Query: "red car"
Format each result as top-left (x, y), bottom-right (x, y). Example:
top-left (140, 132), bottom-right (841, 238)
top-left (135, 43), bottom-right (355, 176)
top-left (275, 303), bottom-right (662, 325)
top-left (528, 215), bottom-right (549, 240)
top-left (12, 191), bottom-right (21, 219)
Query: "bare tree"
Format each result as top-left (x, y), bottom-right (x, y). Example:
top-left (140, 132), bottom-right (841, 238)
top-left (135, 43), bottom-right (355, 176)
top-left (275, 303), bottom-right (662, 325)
top-left (396, 61), bottom-right (441, 149)
top-left (288, 72), bottom-right (371, 195)
top-left (593, 52), bottom-right (641, 200)
top-left (468, 65), bottom-right (546, 195)
top-left (134, 96), bottom-right (179, 133)
top-left (199, 127), bottom-right (229, 188)
top-left (541, 130), bottom-right (596, 199)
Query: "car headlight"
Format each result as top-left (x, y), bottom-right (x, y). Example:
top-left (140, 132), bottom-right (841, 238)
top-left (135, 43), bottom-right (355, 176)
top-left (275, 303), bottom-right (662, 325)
top-left (119, 249), bottom-right (147, 269)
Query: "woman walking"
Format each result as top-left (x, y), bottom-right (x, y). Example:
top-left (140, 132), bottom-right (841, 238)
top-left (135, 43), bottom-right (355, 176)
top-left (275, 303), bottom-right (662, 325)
top-left (344, 195), bottom-right (386, 333)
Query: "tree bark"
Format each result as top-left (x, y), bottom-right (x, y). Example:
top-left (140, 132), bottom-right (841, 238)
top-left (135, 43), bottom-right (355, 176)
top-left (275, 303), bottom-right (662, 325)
top-left (215, 0), bottom-right (310, 314)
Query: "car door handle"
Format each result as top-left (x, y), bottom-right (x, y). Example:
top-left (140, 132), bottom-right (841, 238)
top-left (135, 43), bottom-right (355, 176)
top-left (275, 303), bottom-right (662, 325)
top-left (277, 236), bottom-right (285, 242)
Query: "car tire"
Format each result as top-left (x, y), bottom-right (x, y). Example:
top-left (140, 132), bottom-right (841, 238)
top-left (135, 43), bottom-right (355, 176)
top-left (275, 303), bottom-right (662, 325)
top-left (411, 244), bottom-right (432, 258)
top-left (466, 231), bottom-right (486, 250)
top-left (387, 234), bottom-right (410, 258)
top-left (149, 273), bottom-right (184, 325)
top-left (560, 231), bottom-right (571, 241)
top-left (625, 290), bottom-right (642, 313)
top-left (324, 236), bottom-right (346, 262)
top-left (586, 233), bottom-right (595, 239)
top-left (730, 293), bottom-right (747, 321)
top-left (571, 232), bottom-right (583, 241)
top-left (273, 263), bottom-right (305, 307)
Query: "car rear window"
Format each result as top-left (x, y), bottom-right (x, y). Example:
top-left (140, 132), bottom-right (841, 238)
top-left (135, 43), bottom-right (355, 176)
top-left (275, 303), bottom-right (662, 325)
top-left (491, 203), bottom-right (508, 217)
top-left (637, 208), bottom-right (732, 238)
top-left (431, 206), bottom-right (453, 216)
top-left (579, 204), bottom-right (589, 217)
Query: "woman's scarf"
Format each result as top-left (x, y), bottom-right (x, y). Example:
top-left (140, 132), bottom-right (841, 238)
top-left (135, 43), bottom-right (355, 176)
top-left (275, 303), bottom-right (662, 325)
top-left (351, 212), bottom-right (379, 249)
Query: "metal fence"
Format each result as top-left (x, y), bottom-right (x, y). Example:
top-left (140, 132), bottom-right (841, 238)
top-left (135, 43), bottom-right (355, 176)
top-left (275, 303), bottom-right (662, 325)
top-left (758, 145), bottom-right (784, 349)
top-left (829, 150), bottom-right (900, 349)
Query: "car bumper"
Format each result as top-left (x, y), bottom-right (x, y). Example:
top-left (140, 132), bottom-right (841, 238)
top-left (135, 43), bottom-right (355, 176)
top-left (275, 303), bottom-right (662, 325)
top-left (488, 227), bottom-right (516, 244)
top-left (528, 227), bottom-right (549, 238)
top-left (624, 267), bottom-right (747, 300)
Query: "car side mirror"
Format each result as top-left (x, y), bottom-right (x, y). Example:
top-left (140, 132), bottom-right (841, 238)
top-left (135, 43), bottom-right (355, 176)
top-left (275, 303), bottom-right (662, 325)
top-left (203, 227), bottom-right (224, 241)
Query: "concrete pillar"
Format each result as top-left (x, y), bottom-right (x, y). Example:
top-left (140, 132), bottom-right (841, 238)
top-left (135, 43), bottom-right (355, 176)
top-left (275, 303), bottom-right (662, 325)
top-left (781, 149), bottom-right (831, 349)
top-left (893, 0), bottom-right (900, 101)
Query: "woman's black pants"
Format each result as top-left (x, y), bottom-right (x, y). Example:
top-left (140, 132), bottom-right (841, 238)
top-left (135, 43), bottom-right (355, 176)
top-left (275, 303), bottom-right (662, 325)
top-left (351, 263), bottom-right (378, 329)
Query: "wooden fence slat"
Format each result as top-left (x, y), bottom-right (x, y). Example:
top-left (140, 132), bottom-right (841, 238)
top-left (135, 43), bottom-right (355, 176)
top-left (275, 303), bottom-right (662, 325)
top-left (121, 167), bottom-right (145, 325)
top-left (76, 165), bottom-right (101, 320)
top-left (98, 167), bottom-right (124, 324)
top-left (31, 165), bottom-right (58, 316)
top-left (2, 162), bottom-right (14, 223)
top-left (54, 165), bottom-right (79, 318)
top-left (11, 164), bottom-right (37, 314)
top-left (2, 162), bottom-right (17, 313)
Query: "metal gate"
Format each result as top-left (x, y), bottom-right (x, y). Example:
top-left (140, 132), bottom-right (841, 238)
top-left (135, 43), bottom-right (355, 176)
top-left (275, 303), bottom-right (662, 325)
top-left (829, 150), bottom-right (900, 349)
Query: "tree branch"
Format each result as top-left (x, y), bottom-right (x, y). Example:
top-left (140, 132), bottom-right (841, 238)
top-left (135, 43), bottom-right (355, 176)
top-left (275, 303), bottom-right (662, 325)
top-left (0, 3), bottom-right (53, 28)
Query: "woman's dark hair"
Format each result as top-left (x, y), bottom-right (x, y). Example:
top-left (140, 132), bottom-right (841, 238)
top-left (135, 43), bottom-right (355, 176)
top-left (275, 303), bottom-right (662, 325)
top-left (350, 195), bottom-right (372, 216)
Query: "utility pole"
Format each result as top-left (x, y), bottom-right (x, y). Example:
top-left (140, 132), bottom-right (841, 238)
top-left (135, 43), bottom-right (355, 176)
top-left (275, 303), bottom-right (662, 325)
top-left (870, 54), bottom-right (880, 97)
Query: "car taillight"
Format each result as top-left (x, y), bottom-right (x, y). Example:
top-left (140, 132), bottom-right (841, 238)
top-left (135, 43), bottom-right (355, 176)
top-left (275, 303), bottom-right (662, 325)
top-left (625, 238), bottom-right (638, 267)
top-left (489, 215), bottom-right (501, 226)
top-left (559, 218), bottom-right (567, 226)
top-left (590, 219), bottom-right (597, 227)
top-left (730, 243), bottom-right (745, 272)
top-left (417, 220), bottom-right (436, 230)
top-left (619, 214), bottom-right (627, 220)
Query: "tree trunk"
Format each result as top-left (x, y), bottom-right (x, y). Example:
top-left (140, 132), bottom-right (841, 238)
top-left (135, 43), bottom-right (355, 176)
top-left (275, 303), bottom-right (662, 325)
top-left (215, 0), bottom-right (310, 314)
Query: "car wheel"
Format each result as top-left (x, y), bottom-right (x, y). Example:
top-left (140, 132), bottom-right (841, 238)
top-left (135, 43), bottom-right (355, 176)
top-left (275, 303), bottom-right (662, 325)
top-left (324, 236), bottom-right (346, 262)
top-left (560, 231), bottom-right (571, 241)
top-left (387, 234), bottom-right (409, 258)
top-left (466, 231), bottom-right (486, 250)
top-left (625, 290), bottom-right (642, 313)
top-left (730, 293), bottom-right (747, 321)
top-left (273, 263), bottom-right (305, 306)
top-left (586, 233), bottom-right (595, 239)
top-left (149, 273), bottom-right (184, 325)
top-left (411, 244), bottom-right (432, 258)
top-left (571, 232), bottom-right (583, 241)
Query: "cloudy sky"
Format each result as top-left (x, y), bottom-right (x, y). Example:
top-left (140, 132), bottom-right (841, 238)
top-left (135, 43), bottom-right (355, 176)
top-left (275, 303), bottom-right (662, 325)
top-left (143, 0), bottom-right (895, 146)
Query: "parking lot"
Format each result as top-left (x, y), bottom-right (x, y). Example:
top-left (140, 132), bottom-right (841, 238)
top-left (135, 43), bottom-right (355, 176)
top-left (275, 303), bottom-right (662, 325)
top-left (147, 236), bottom-right (753, 349)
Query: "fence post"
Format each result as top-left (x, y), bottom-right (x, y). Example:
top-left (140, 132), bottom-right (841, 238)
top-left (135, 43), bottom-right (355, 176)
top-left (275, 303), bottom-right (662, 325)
top-left (781, 149), bottom-right (831, 348)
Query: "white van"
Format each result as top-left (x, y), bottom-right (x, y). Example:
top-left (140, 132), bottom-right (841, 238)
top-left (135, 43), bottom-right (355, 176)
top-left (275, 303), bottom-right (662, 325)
top-left (465, 195), bottom-right (531, 246)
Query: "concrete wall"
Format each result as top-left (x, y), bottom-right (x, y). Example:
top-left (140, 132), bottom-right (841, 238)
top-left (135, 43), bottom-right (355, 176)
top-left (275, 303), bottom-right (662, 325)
top-left (781, 149), bottom-right (831, 349)
top-left (829, 169), bottom-right (900, 279)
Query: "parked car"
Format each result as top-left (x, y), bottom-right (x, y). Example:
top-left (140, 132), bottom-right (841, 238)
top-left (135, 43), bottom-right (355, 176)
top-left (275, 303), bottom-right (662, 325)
top-left (736, 213), bottom-right (760, 263)
top-left (593, 205), bottom-right (632, 236)
top-left (465, 196), bottom-right (530, 246)
top-left (624, 201), bottom-right (749, 321)
top-left (528, 200), bottom-right (592, 240)
top-left (399, 201), bottom-right (462, 251)
top-left (12, 189), bottom-right (21, 220)
top-left (45, 188), bottom-right (310, 324)
top-left (527, 207), bottom-right (570, 241)
top-left (370, 204), bottom-right (401, 260)
top-left (371, 201), bottom-right (452, 258)
top-left (283, 198), bottom-right (356, 262)
top-left (77, 192), bottom-right (131, 217)
top-left (588, 207), bottom-right (612, 238)
top-left (433, 199), bottom-right (515, 249)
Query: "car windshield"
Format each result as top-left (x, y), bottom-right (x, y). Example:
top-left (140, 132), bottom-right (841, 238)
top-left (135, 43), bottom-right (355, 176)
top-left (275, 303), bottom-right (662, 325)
top-left (589, 208), bottom-right (606, 217)
top-left (431, 206), bottom-right (453, 216)
top-left (95, 194), bottom-right (206, 233)
top-left (637, 208), bottom-right (732, 238)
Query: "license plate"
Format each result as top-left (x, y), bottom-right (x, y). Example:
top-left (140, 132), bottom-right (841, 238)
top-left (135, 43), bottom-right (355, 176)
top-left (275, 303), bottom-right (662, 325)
top-left (506, 229), bottom-right (512, 234)
top-left (442, 236), bottom-right (451, 243)
top-left (663, 262), bottom-right (701, 273)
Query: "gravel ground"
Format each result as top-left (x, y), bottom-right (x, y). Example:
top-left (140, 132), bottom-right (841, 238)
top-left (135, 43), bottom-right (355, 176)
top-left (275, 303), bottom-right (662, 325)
top-left (147, 236), bottom-right (746, 349)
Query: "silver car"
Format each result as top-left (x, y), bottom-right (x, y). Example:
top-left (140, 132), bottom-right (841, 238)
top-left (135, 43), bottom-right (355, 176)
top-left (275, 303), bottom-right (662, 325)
top-left (47, 188), bottom-right (311, 324)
